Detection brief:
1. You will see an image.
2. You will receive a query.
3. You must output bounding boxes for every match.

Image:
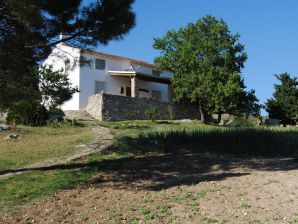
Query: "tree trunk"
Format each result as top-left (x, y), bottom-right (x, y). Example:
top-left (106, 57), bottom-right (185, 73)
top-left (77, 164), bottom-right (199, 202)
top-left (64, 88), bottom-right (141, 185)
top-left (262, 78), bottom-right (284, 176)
top-left (217, 113), bottom-right (222, 124)
top-left (199, 103), bottom-right (205, 123)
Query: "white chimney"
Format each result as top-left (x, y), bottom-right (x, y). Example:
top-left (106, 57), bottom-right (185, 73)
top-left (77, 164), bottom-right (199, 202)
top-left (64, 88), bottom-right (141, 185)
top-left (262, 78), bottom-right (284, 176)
top-left (59, 33), bottom-right (66, 40)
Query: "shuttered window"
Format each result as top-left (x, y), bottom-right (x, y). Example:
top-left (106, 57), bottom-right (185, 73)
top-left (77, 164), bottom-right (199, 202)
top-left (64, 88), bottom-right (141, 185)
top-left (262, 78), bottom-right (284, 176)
top-left (94, 81), bottom-right (106, 94)
top-left (95, 58), bottom-right (105, 70)
top-left (152, 90), bottom-right (162, 101)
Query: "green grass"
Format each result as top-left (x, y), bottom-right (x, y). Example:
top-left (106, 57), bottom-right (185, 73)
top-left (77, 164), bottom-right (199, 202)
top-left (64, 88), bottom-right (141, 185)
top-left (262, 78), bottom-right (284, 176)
top-left (0, 149), bottom-right (131, 216)
top-left (0, 120), bottom-right (136, 216)
top-left (100, 120), bottom-right (298, 157)
top-left (241, 202), bottom-right (252, 209)
top-left (0, 168), bottom-right (96, 215)
top-left (136, 127), bottom-right (298, 157)
top-left (0, 124), bottom-right (93, 170)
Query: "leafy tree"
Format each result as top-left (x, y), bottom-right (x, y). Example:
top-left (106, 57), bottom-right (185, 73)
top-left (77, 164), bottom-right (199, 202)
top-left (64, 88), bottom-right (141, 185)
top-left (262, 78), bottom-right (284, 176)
top-left (0, 0), bottom-right (135, 110)
top-left (153, 15), bottom-right (252, 123)
top-left (39, 66), bottom-right (79, 107)
top-left (266, 73), bottom-right (298, 125)
top-left (237, 89), bottom-right (262, 118)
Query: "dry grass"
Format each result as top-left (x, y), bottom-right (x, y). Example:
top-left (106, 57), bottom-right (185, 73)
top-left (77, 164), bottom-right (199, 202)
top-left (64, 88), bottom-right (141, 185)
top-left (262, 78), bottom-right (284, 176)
top-left (0, 124), bottom-right (93, 170)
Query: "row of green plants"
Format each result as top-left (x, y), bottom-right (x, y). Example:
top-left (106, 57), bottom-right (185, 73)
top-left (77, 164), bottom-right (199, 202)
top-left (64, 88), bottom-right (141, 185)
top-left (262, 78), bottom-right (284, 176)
top-left (136, 127), bottom-right (298, 157)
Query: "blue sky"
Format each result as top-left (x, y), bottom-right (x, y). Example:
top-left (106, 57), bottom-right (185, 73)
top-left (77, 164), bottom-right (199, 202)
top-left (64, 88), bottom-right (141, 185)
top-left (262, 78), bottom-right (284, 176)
top-left (97, 0), bottom-right (298, 113)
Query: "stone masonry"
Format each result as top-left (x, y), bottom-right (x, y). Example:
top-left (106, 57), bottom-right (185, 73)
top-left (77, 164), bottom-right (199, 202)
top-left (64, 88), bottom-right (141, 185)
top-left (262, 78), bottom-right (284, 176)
top-left (86, 93), bottom-right (200, 121)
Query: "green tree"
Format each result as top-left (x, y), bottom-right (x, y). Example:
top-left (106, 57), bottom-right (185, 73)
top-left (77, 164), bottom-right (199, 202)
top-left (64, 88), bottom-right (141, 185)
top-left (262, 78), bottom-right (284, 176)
top-left (0, 0), bottom-right (135, 110)
top-left (153, 15), bottom-right (250, 123)
top-left (266, 73), bottom-right (298, 125)
top-left (39, 66), bottom-right (79, 107)
top-left (237, 89), bottom-right (262, 118)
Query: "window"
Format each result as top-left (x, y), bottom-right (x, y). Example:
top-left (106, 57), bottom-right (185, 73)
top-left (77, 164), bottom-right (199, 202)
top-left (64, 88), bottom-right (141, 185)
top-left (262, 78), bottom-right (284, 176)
top-left (120, 86), bottom-right (124, 94)
top-left (152, 90), bottom-right (162, 101)
top-left (95, 58), bottom-right (105, 70)
top-left (94, 81), bottom-right (106, 94)
top-left (152, 70), bottom-right (161, 76)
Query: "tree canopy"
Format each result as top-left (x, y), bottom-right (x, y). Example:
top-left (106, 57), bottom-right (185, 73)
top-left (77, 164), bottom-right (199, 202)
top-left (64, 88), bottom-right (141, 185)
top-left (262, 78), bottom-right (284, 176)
top-left (0, 0), bottom-right (136, 110)
top-left (266, 73), bottom-right (298, 125)
top-left (153, 15), bottom-right (260, 122)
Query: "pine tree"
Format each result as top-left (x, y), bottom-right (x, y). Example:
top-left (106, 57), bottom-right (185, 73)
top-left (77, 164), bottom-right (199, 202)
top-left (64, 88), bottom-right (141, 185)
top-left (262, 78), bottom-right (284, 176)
top-left (0, 0), bottom-right (135, 110)
top-left (266, 73), bottom-right (298, 125)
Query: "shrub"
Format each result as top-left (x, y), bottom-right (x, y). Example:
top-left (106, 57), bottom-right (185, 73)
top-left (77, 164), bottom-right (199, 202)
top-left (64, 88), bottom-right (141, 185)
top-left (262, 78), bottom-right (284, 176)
top-left (228, 116), bottom-right (255, 127)
top-left (68, 118), bottom-right (79, 126)
top-left (126, 112), bottom-right (136, 127)
top-left (47, 119), bottom-right (61, 128)
top-left (167, 106), bottom-right (174, 120)
top-left (6, 101), bottom-right (48, 126)
top-left (145, 107), bottom-right (158, 121)
top-left (47, 107), bottom-right (65, 122)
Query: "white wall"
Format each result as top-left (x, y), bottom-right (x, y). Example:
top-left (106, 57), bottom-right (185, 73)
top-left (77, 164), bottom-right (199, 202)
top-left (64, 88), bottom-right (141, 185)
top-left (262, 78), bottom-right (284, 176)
top-left (79, 53), bottom-right (134, 108)
top-left (79, 53), bottom-right (173, 108)
top-left (43, 44), bottom-right (81, 110)
top-left (79, 54), bottom-right (172, 109)
top-left (44, 47), bottom-right (174, 110)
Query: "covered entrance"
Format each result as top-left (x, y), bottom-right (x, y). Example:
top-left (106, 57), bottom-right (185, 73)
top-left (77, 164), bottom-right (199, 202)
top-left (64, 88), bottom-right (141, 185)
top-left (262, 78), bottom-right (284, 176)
top-left (108, 71), bottom-right (172, 101)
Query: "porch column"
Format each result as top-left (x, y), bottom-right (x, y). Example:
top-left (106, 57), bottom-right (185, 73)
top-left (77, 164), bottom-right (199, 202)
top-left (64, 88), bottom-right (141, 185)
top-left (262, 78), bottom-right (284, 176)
top-left (131, 76), bottom-right (139, 98)
top-left (168, 83), bottom-right (173, 102)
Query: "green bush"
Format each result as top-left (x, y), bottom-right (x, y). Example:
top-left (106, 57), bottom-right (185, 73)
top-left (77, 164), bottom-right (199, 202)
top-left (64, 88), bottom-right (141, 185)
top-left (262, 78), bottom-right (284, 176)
top-left (47, 119), bottom-right (60, 128)
top-left (6, 101), bottom-right (48, 126)
top-left (229, 116), bottom-right (255, 127)
top-left (145, 107), bottom-right (158, 121)
top-left (167, 106), bottom-right (174, 120)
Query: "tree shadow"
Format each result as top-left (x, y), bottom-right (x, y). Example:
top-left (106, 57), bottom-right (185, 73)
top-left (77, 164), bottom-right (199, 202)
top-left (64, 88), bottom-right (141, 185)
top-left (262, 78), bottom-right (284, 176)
top-left (1, 153), bottom-right (297, 191)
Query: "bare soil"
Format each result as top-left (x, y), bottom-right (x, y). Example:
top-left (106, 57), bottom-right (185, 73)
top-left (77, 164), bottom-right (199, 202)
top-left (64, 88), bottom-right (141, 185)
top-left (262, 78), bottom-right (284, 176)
top-left (1, 153), bottom-right (298, 224)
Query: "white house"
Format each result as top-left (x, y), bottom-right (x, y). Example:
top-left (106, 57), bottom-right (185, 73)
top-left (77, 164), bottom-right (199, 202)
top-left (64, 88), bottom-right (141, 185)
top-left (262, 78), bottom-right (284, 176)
top-left (43, 43), bottom-right (173, 111)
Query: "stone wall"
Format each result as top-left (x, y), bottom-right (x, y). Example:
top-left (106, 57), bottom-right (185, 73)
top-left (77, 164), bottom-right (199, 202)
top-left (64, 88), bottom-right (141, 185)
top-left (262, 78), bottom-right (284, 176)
top-left (86, 93), bottom-right (200, 121)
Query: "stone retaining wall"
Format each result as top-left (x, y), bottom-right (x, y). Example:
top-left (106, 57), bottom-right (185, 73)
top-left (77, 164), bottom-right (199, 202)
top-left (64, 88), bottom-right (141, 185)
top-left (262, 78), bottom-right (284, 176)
top-left (86, 93), bottom-right (200, 121)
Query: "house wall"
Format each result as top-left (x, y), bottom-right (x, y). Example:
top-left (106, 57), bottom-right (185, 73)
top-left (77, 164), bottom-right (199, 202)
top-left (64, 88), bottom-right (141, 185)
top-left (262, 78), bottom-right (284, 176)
top-left (79, 52), bottom-right (131, 109)
top-left (43, 44), bottom-right (81, 110)
top-left (86, 93), bottom-right (199, 121)
top-left (79, 52), bottom-right (172, 108)
top-left (44, 45), bottom-right (173, 110)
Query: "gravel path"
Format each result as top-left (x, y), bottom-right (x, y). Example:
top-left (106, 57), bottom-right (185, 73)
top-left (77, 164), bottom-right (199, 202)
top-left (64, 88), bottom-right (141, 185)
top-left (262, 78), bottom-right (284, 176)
top-left (0, 126), bottom-right (113, 180)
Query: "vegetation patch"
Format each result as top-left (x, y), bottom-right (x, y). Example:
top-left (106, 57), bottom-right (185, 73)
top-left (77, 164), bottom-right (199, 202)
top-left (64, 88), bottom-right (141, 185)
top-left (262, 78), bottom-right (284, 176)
top-left (137, 127), bottom-right (298, 157)
top-left (0, 124), bottom-right (93, 170)
top-left (0, 168), bottom-right (96, 215)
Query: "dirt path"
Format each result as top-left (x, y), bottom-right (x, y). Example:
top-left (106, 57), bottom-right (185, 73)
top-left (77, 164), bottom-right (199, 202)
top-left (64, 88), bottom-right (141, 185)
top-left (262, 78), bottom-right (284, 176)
top-left (1, 154), bottom-right (298, 224)
top-left (0, 126), bottom-right (113, 180)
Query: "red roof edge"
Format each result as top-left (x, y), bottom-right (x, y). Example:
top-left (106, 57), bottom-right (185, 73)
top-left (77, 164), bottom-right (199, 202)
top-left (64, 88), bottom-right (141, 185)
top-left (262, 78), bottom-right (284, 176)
top-left (81, 49), bottom-right (156, 68)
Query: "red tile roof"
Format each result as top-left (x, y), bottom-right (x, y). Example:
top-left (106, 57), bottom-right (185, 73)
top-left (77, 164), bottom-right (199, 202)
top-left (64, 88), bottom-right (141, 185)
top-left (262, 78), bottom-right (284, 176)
top-left (81, 49), bottom-right (156, 68)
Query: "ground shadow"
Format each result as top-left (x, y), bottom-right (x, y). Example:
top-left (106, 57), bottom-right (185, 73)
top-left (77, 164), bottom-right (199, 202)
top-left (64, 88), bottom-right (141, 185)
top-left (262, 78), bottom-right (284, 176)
top-left (1, 152), bottom-right (298, 191)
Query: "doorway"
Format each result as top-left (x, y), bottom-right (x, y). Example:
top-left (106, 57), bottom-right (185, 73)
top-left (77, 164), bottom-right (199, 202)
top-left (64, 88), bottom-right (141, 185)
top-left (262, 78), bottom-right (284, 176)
top-left (126, 86), bottom-right (131, 97)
